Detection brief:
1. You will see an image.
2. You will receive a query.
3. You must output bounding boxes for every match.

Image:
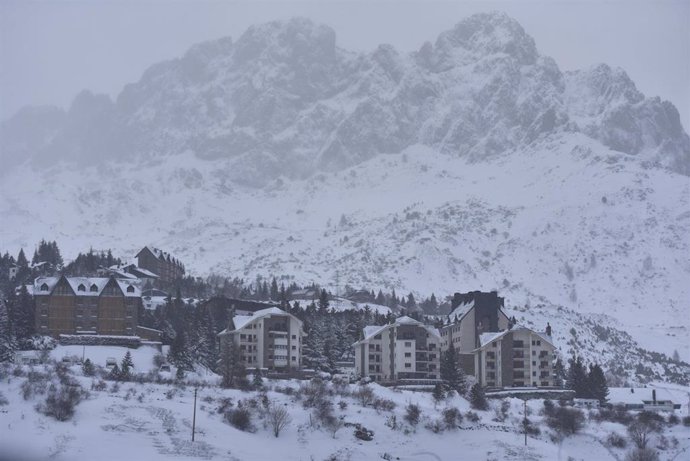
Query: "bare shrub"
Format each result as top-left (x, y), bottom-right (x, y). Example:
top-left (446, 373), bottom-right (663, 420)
top-left (425, 419), bottom-right (444, 433)
top-left (372, 398), bottom-right (396, 412)
top-left (354, 385), bottom-right (375, 406)
top-left (37, 383), bottom-right (86, 421)
top-left (268, 403), bottom-right (291, 438)
top-left (546, 406), bottom-right (585, 437)
top-left (625, 447), bottom-right (659, 461)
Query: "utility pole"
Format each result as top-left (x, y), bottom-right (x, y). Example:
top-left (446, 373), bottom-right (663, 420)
top-left (523, 399), bottom-right (527, 446)
top-left (192, 388), bottom-right (198, 441)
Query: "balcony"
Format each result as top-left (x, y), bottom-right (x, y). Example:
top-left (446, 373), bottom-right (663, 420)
top-left (512, 351), bottom-right (525, 359)
top-left (513, 341), bottom-right (525, 348)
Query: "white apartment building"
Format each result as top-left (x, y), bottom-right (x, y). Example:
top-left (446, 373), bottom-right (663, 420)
top-left (218, 307), bottom-right (304, 371)
top-left (353, 316), bottom-right (441, 383)
top-left (474, 326), bottom-right (556, 388)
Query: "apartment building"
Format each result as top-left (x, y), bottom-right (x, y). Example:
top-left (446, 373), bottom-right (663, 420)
top-left (34, 275), bottom-right (140, 337)
top-left (353, 316), bottom-right (441, 383)
top-left (217, 307), bottom-right (304, 371)
top-left (474, 326), bottom-right (555, 388)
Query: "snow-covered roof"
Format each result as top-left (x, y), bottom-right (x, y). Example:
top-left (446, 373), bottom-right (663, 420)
top-left (447, 300), bottom-right (474, 322)
top-left (608, 386), bottom-right (685, 405)
top-left (218, 306), bottom-right (301, 335)
top-left (479, 331), bottom-right (506, 347)
top-left (476, 325), bottom-right (554, 349)
top-left (34, 276), bottom-right (141, 298)
top-left (356, 316), bottom-right (440, 345)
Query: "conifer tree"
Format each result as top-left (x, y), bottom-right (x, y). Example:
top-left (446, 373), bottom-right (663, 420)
top-left (318, 289), bottom-right (330, 313)
top-left (587, 363), bottom-right (609, 402)
top-left (0, 299), bottom-right (17, 363)
top-left (16, 249), bottom-right (28, 267)
top-left (469, 383), bottom-right (488, 410)
top-left (566, 356), bottom-right (589, 398)
top-left (440, 342), bottom-right (467, 395)
top-left (553, 357), bottom-right (566, 388)
top-left (121, 351), bottom-right (134, 379)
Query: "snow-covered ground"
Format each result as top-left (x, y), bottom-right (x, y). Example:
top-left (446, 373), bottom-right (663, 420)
top-left (1, 360), bottom-right (689, 461)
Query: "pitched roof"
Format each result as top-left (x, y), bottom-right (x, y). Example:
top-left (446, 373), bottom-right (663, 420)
top-left (218, 307), bottom-right (301, 335)
top-left (355, 316), bottom-right (440, 345)
top-left (475, 325), bottom-right (554, 350)
top-left (34, 276), bottom-right (141, 297)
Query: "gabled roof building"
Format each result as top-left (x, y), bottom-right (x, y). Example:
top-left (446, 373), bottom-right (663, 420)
top-left (135, 246), bottom-right (185, 285)
top-left (353, 316), bottom-right (441, 384)
top-left (217, 307), bottom-right (305, 371)
top-left (34, 275), bottom-right (141, 337)
top-left (473, 325), bottom-right (556, 388)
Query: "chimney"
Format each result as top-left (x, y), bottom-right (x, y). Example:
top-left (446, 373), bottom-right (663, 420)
top-left (546, 322), bottom-right (552, 337)
top-left (652, 389), bottom-right (656, 404)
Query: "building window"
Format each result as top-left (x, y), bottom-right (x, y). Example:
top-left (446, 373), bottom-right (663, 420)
top-left (291, 356), bottom-right (296, 361)
top-left (537, 340), bottom-right (541, 346)
top-left (532, 371), bottom-right (536, 376)
top-left (40, 283), bottom-right (49, 291)
top-left (292, 335), bottom-right (296, 339)
top-left (404, 363), bottom-right (411, 368)
top-left (404, 342), bottom-right (411, 347)
top-left (405, 352), bottom-right (411, 358)
top-left (90, 284), bottom-right (98, 292)
top-left (78, 284), bottom-right (86, 292)
top-left (532, 361), bottom-right (536, 366)
top-left (532, 350), bottom-right (536, 356)
top-left (127, 285), bottom-right (135, 293)
top-left (292, 345), bottom-right (296, 350)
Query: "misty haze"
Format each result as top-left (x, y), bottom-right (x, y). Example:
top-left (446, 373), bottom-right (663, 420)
top-left (1, 3), bottom-right (689, 461)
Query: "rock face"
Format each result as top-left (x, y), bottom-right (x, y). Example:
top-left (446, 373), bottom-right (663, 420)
top-left (2, 12), bottom-right (688, 183)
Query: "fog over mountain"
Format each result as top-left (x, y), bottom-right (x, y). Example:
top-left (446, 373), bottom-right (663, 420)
top-left (1, 12), bottom-right (689, 360)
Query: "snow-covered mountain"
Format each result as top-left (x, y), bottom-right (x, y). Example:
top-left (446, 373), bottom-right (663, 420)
top-left (1, 13), bottom-right (689, 366)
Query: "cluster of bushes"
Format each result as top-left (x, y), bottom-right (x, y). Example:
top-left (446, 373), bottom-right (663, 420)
top-left (542, 400), bottom-right (585, 438)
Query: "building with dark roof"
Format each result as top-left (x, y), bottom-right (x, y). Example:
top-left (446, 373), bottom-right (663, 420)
top-left (34, 275), bottom-right (140, 337)
top-left (135, 246), bottom-right (185, 285)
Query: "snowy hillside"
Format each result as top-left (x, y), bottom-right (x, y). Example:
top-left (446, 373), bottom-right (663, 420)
top-left (2, 362), bottom-right (689, 461)
top-left (1, 13), bottom-right (689, 365)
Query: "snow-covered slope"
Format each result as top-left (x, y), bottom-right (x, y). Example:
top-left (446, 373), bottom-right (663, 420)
top-left (1, 13), bottom-right (688, 365)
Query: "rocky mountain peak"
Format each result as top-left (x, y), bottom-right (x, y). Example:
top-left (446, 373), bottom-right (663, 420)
top-left (430, 11), bottom-right (538, 68)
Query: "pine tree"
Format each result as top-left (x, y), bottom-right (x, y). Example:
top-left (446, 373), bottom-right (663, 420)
top-left (469, 383), bottom-right (488, 410)
top-left (588, 363), bottom-right (609, 402)
top-left (432, 383), bottom-right (446, 406)
top-left (252, 370), bottom-right (264, 389)
top-left (440, 342), bottom-right (467, 395)
top-left (318, 289), bottom-right (330, 313)
top-left (375, 290), bottom-right (385, 306)
top-left (121, 351), bottom-right (134, 379)
top-left (0, 299), bottom-right (17, 363)
top-left (16, 249), bottom-right (28, 267)
top-left (566, 356), bottom-right (589, 398)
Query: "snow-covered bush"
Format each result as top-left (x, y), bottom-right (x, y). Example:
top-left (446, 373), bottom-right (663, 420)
top-left (372, 398), bottom-right (396, 412)
top-left (225, 406), bottom-right (254, 432)
top-left (353, 424), bottom-right (374, 441)
top-left (442, 407), bottom-right (462, 429)
top-left (465, 411), bottom-right (480, 423)
top-left (425, 418), bottom-right (444, 433)
top-left (404, 403), bottom-right (421, 426)
top-left (682, 416), bottom-right (690, 427)
top-left (0, 391), bottom-right (8, 406)
top-left (21, 370), bottom-right (50, 400)
top-left (607, 432), bottom-right (627, 448)
top-left (354, 385), bottom-right (375, 406)
top-left (546, 406), bottom-right (585, 437)
top-left (625, 447), bottom-right (659, 461)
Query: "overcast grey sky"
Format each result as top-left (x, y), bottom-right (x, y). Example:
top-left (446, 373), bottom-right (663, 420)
top-left (1, 0), bottom-right (689, 130)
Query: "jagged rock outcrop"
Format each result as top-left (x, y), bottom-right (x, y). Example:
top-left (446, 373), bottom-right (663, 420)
top-left (2, 12), bottom-right (687, 183)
